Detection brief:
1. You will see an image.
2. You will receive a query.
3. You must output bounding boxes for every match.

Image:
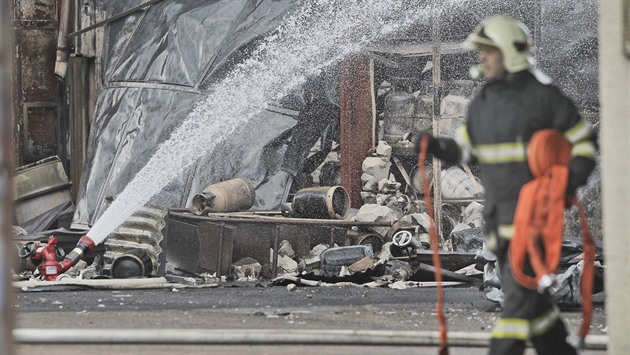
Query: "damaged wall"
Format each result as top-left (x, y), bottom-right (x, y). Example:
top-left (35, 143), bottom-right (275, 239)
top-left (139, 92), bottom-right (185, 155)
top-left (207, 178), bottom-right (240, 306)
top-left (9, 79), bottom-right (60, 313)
top-left (11, 0), bottom-right (63, 166)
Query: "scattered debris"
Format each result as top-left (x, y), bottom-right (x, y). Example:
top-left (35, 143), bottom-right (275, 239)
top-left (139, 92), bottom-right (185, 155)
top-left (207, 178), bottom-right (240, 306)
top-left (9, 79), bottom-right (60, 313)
top-left (297, 243), bottom-right (329, 275)
top-left (64, 260), bottom-right (88, 278)
top-left (253, 311), bottom-right (292, 318)
top-left (485, 287), bottom-right (504, 306)
top-left (384, 259), bottom-right (414, 281)
top-left (452, 227), bottom-right (484, 253)
top-left (353, 204), bottom-right (398, 236)
top-left (550, 261), bottom-right (605, 306)
top-left (79, 254), bottom-right (103, 280)
top-left (13, 156), bottom-right (75, 234)
top-left (346, 256), bottom-right (377, 275)
top-left (441, 166), bottom-right (483, 199)
top-left (275, 252), bottom-right (299, 276)
top-left (278, 240), bottom-right (296, 258)
top-left (362, 157), bottom-right (391, 182)
top-left (232, 257), bottom-right (262, 281)
top-left (375, 140), bottom-right (392, 157)
top-left (320, 245), bottom-right (374, 278)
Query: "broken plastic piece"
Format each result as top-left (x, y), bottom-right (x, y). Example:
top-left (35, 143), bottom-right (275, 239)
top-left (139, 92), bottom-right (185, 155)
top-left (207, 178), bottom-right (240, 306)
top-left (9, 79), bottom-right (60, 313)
top-left (320, 245), bottom-right (374, 277)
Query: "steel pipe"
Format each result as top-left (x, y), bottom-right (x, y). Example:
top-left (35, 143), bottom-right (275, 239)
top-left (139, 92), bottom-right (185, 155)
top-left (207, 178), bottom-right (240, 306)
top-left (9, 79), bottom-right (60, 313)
top-left (55, 0), bottom-right (71, 79)
top-left (11, 329), bottom-right (608, 350)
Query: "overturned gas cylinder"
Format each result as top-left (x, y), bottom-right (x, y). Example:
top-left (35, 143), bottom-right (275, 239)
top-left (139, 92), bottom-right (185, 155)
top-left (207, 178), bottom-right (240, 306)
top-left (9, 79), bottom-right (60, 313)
top-left (192, 178), bottom-right (255, 215)
top-left (291, 186), bottom-right (350, 220)
top-left (111, 248), bottom-right (152, 279)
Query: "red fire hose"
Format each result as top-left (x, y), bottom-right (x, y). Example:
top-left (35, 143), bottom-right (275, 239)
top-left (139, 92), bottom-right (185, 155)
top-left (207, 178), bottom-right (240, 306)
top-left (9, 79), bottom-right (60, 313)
top-left (418, 135), bottom-right (449, 355)
top-left (509, 129), bottom-right (595, 342)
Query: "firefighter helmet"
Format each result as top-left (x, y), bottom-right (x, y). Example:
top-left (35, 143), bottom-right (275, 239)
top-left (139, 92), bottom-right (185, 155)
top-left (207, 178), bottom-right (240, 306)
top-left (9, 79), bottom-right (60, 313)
top-left (465, 15), bottom-right (531, 73)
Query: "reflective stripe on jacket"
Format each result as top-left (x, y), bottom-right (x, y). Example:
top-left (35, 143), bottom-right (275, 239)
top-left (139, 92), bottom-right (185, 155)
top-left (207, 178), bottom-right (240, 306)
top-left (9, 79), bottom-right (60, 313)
top-left (453, 71), bottom-right (596, 230)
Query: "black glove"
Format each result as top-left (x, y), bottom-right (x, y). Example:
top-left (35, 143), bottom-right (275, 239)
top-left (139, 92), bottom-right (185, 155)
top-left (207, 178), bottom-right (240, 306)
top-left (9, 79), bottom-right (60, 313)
top-left (413, 132), bottom-right (461, 164)
top-left (413, 132), bottom-right (440, 156)
top-left (566, 156), bottom-right (596, 196)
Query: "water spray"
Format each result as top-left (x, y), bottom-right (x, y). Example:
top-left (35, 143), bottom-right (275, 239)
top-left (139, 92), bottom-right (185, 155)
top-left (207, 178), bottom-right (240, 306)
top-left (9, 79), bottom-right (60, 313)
top-left (19, 235), bottom-right (96, 281)
top-left (84, 0), bottom-right (447, 245)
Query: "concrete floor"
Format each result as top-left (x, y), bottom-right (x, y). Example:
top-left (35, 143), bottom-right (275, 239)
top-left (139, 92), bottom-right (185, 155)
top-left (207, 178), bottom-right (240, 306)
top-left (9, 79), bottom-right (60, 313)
top-left (11, 284), bottom-right (607, 354)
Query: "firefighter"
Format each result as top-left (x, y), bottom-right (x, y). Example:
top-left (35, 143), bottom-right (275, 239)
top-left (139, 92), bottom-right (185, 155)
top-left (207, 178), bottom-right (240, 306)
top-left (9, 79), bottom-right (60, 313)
top-left (417, 15), bottom-right (597, 355)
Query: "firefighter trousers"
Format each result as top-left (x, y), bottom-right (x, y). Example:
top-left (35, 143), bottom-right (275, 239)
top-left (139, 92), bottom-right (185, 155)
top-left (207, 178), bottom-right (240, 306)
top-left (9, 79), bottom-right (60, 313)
top-left (488, 241), bottom-right (578, 355)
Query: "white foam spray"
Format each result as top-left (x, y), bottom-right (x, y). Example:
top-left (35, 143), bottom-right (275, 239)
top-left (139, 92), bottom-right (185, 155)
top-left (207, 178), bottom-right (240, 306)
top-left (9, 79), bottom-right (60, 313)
top-left (88, 0), bottom-right (466, 243)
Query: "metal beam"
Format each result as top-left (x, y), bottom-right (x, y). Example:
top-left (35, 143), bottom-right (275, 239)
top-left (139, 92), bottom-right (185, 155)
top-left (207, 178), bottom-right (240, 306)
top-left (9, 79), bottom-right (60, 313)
top-left (11, 328), bottom-right (609, 349)
top-left (430, 1), bottom-right (445, 248)
top-left (67, 0), bottom-right (166, 39)
top-left (340, 56), bottom-right (374, 208)
top-left (1, 0), bottom-right (14, 351)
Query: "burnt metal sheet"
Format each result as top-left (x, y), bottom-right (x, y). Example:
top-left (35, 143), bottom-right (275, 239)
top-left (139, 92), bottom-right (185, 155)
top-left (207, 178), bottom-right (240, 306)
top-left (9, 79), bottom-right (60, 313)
top-left (17, 0), bottom-right (57, 21)
top-left (13, 156), bottom-right (73, 230)
top-left (67, 56), bottom-right (95, 200)
top-left (19, 29), bottom-right (58, 104)
top-left (165, 210), bottom-right (389, 279)
top-left (394, 251), bottom-right (478, 272)
top-left (13, 0), bottom-right (61, 165)
top-left (73, 0), bottom-right (306, 228)
top-left (410, 262), bottom-right (480, 283)
top-left (21, 103), bottom-right (58, 162)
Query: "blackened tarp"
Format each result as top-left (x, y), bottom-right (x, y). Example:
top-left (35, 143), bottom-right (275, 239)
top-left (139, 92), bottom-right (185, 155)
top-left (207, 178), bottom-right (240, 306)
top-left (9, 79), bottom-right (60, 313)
top-left (72, 0), bottom-right (599, 228)
top-left (73, 0), bottom-right (304, 228)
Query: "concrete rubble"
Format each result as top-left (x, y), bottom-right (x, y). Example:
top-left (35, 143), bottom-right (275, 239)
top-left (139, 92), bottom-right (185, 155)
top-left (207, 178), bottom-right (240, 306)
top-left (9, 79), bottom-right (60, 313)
top-left (441, 166), bottom-right (483, 199)
top-left (353, 204), bottom-right (399, 237)
top-left (232, 257), bottom-right (262, 281)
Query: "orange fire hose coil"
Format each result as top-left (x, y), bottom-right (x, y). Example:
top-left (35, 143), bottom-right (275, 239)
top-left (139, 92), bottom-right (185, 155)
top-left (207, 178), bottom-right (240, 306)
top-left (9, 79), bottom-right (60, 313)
top-left (509, 128), bottom-right (595, 341)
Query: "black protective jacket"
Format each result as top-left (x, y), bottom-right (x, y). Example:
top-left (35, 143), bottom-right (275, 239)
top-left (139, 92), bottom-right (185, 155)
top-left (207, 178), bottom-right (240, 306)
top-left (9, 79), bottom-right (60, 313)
top-left (440, 71), bottom-right (596, 242)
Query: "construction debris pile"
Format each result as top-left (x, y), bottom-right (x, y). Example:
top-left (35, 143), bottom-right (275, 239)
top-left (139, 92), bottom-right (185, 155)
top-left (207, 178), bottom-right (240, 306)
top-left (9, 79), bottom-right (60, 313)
top-left (9, 96), bottom-right (604, 309)
top-left (7, 2), bottom-right (602, 308)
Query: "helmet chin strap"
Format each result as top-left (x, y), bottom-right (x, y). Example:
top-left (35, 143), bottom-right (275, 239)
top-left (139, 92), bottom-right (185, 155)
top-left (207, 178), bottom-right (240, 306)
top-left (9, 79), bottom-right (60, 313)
top-left (485, 69), bottom-right (508, 83)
